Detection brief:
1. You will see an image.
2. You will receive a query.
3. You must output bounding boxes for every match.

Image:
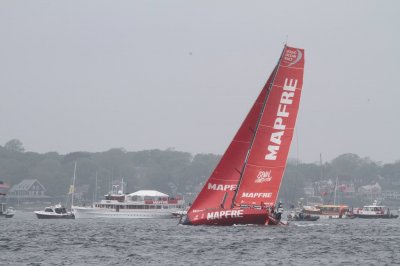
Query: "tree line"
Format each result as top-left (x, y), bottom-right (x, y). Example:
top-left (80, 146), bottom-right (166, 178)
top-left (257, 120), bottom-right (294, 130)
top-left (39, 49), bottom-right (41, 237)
top-left (1, 139), bottom-right (399, 205)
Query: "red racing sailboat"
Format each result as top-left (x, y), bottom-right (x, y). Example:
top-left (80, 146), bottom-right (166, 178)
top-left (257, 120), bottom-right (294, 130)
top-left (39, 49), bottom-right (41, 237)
top-left (180, 45), bottom-right (305, 226)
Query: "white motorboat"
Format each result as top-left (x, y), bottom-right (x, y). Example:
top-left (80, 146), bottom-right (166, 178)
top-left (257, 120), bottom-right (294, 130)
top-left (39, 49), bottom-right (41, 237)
top-left (354, 200), bottom-right (399, 219)
top-left (34, 204), bottom-right (75, 219)
top-left (0, 203), bottom-right (15, 218)
top-left (73, 190), bottom-right (184, 219)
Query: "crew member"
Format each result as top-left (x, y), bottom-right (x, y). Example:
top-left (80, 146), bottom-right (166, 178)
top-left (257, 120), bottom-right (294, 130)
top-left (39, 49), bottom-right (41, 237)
top-left (276, 201), bottom-right (284, 221)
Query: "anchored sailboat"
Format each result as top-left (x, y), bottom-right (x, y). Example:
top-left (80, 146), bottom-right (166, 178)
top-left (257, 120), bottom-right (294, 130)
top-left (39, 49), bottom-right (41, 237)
top-left (181, 45), bottom-right (305, 225)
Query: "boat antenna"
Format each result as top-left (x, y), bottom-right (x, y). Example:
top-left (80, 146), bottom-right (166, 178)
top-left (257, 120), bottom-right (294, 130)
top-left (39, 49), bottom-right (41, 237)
top-left (231, 45), bottom-right (287, 208)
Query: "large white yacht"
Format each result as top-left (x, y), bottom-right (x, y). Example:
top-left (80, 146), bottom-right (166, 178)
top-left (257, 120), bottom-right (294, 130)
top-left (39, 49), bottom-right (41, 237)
top-left (73, 189), bottom-right (185, 219)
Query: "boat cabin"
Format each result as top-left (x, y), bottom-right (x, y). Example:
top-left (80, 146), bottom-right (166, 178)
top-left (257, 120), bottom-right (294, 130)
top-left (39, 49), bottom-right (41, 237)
top-left (316, 205), bottom-right (349, 215)
top-left (357, 205), bottom-right (389, 215)
top-left (44, 205), bottom-right (68, 214)
top-left (362, 206), bottom-right (385, 212)
top-left (95, 190), bottom-right (184, 210)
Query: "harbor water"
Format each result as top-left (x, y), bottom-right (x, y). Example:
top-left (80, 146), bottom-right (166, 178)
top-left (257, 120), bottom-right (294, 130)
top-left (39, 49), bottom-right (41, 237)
top-left (1, 211), bottom-right (399, 265)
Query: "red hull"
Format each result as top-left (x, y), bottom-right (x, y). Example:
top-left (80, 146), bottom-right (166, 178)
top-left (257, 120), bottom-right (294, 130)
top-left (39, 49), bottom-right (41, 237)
top-left (183, 208), bottom-right (272, 226)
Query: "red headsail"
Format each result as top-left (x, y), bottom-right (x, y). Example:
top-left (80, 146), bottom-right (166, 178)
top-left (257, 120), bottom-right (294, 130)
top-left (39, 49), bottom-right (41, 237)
top-left (188, 45), bottom-right (305, 216)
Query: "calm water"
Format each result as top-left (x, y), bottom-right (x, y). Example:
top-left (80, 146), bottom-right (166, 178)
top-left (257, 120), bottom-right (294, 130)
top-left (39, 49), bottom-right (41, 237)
top-left (1, 211), bottom-right (399, 265)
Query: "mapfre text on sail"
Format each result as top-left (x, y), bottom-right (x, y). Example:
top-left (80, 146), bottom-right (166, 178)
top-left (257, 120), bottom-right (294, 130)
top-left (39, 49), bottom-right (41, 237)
top-left (265, 78), bottom-right (298, 160)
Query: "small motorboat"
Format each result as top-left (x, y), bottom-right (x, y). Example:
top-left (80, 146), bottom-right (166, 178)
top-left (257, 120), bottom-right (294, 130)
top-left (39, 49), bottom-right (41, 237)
top-left (287, 211), bottom-right (320, 221)
top-left (34, 204), bottom-right (75, 219)
top-left (0, 203), bottom-right (15, 218)
top-left (172, 209), bottom-right (188, 218)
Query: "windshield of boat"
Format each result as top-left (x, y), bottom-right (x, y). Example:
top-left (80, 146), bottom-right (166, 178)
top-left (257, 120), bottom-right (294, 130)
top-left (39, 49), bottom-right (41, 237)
top-left (318, 206), bottom-right (348, 212)
top-left (364, 206), bottom-right (384, 211)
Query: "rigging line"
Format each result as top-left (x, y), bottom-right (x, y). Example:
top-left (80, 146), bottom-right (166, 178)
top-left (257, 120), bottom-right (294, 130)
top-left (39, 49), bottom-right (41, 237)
top-left (231, 45), bottom-right (288, 208)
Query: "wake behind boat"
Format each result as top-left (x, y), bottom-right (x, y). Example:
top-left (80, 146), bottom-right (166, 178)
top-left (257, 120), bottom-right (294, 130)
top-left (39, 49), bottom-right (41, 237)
top-left (180, 45), bottom-right (305, 226)
top-left (73, 190), bottom-right (185, 219)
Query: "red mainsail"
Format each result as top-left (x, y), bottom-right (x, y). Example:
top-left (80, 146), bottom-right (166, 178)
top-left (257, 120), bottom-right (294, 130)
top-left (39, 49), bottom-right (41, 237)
top-left (234, 46), bottom-right (304, 207)
top-left (184, 45), bottom-right (305, 225)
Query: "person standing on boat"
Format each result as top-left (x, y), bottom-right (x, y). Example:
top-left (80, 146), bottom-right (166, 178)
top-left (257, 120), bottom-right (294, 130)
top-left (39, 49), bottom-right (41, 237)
top-left (276, 201), bottom-right (284, 221)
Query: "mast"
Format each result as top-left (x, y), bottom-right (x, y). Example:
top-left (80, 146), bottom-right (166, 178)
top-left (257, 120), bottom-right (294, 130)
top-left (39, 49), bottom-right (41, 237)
top-left (71, 161), bottom-right (77, 208)
top-left (334, 176), bottom-right (338, 205)
top-left (94, 171), bottom-right (98, 203)
top-left (320, 153), bottom-right (323, 179)
top-left (231, 45), bottom-right (287, 208)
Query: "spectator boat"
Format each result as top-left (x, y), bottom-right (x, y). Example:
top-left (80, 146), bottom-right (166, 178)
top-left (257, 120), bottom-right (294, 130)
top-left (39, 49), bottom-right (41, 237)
top-left (34, 203), bottom-right (75, 219)
top-left (73, 189), bottom-right (184, 219)
top-left (354, 200), bottom-right (398, 219)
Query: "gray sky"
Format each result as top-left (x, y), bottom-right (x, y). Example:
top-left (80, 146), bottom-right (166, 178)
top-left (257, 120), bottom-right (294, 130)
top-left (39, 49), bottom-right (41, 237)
top-left (1, 1), bottom-right (399, 164)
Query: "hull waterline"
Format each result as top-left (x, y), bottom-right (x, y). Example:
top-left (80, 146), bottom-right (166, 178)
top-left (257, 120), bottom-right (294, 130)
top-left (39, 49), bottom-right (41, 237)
top-left (34, 212), bottom-right (75, 219)
top-left (73, 207), bottom-right (176, 219)
top-left (354, 214), bottom-right (399, 219)
top-left (180, 208), bottom-right (284, 226)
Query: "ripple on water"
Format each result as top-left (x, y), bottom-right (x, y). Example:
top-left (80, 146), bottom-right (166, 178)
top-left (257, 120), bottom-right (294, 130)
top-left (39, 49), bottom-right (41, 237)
top-left (1, 213), bottom-right (400, 265)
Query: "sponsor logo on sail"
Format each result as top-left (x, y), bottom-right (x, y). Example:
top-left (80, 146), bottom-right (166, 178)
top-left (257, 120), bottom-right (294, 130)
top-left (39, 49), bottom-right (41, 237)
top-left (206, 209), bottom-right (244, 220)
top-left (284, 48), bottom-right (302, 67)
top-left (241, 192), bottom-right (272, 198)
top-left (207, 183), bottom-right (237, 191)
top-left (265, 78), bottom-right (298, 161)
top-left (255, 170), bottom-right (272, 183)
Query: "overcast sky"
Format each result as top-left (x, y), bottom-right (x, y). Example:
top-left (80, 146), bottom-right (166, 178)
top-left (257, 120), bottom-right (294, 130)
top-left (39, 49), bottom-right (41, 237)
top-left (1, 1), bottom-right (399, 163)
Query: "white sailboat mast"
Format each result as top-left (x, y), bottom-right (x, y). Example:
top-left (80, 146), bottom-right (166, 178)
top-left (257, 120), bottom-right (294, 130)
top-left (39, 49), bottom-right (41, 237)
top-left (71, 161), bottom-right (77, 207)
top-left (94, 171), bottom-right (98, 203)
top-left (334, 176), bottom-right (338, 205)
